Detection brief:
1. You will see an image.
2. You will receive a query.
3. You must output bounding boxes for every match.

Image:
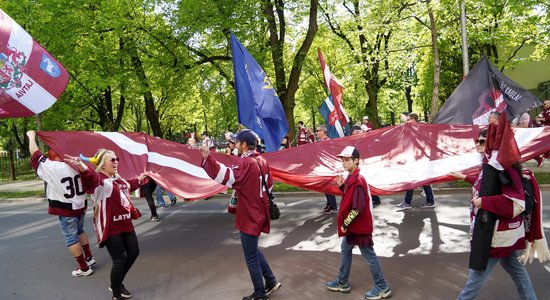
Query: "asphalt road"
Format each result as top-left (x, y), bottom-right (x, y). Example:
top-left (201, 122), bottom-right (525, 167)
top-left (1, 191), bottom-right (549, 300)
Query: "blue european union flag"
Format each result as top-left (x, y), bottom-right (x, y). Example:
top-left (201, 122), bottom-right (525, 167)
top-left (230, 32), bottom-right (289, 152)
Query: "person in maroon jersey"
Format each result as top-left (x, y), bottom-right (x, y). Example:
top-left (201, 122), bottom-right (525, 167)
top-left (325, 146), bottom-right (391, 299)
top-left (27, 130), bottom-right (96, 277)
top-left (296, 120), bottom-right (308, 145)
top-left (64, 149), bottom-right (149, 300)
top-left (200, 129), bottom-right (281, 300)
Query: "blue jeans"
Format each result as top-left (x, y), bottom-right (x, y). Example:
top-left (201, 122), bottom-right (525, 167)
top-left (59, 214), bottom-right (85, 246)
top-left (457, 251), bottom-right (536, 300)
top-left (337, 237), bottom-right (388, 290)
top-left (325, 194), bottom-right (337, 209)
top-left (154, 185), bottom-right (171, 207)
top-left (404, 185), bottom-right (434, 204)
top-left (240, 232), bottom-right (277, 297)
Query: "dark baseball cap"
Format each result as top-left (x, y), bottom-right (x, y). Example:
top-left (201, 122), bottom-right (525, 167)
top-left (230, 129), bottom-right (259, 145)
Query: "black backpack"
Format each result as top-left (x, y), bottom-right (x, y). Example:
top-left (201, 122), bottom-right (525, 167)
top-left (521, 176), bottom-right (536, 216)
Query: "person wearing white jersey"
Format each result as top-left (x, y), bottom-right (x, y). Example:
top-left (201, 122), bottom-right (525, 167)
top-left (27, 130), bottom-right (96, 277)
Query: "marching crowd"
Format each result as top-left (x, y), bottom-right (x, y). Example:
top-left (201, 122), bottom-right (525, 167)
top-left (25, 99), bottom-right (550, 300)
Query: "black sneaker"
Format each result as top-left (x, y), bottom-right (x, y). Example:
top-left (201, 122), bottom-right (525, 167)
top-left (265, 282), bottom-right (282, 296)
top-left (242, 293), bottom-right (269, 300)
top-left (170, 197), bottom-right (177, 206)
top-left (109, 285), bottom-right (132, 298)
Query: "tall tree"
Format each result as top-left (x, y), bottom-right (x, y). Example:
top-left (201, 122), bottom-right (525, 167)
top-left (321, 0), bottom-right (414, 127)
top-left (262, 0), bottom-right (318, 140)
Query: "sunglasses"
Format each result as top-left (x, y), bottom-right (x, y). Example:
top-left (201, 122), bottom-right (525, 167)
top-left (110, 157), bottom-right (120, 163)
top-left (475, 139), bottom-right (486, 146)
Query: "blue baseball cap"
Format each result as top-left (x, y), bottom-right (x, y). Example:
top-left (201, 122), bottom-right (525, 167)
top-left (230, 129), bottom-right (259, 145)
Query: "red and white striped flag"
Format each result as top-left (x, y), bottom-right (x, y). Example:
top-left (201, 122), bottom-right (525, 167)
top-left (37, 124), bottom-right (550, 199)
top-left (318, 48), bottom-right (349, 127)
top-left (0, 9), bottom-right (69, 118)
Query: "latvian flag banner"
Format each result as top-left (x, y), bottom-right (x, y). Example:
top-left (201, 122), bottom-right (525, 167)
top-left (0, 9), bottom-right (69, 118)
top-left (37, 124), bottom-right (550, 199)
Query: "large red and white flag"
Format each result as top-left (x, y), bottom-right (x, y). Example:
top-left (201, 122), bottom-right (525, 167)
top-left (37, 124), bottom-right (550, 199)
top-left (0, 9), bottom-right (69, 118)
top-left (318, 48), bottom-right (349, 127)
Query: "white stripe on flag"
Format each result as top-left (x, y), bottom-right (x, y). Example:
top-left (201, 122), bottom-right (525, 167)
top-left (4, 73), bottom-right (57, 113)
top-left (4, 16), bottom-right (57, 114)
top-left (98, 132), bottom-right (210, 179)
top-left (8, 17), bottom-right (33, 59)
top-left (325, 97), bottom-right (345, 137)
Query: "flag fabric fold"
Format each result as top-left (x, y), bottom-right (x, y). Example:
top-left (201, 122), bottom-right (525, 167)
top-left (0, 9), bottom-right (69, 118)
top-left (37, 124), bottom-right (550, 200)
top-left (433, 55), bottom-right (541, 125)
top-left (485, 112), bottom-right (521, 170)
top-left (230, 31), bottom-right (288, 152)
top-left (319, 95), bottom-right (349, 138)
top-left (318, 48), bottom-right (349, 134)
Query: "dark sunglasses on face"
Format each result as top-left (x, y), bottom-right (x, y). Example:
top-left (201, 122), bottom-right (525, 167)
top-left (110, 157), bottom-right (120, 163)
top-left (475, 139), bottom-right (486, 146)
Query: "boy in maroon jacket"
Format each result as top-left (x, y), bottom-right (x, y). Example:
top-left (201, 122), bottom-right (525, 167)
top-left (326, 146), bottom-right (391, 300)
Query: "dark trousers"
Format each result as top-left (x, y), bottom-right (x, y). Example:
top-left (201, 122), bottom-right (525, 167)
top-left (240, 232), bottom-right (276, 297)
top-left (105, 231), bottom-right (140, 296)
top-left (141, 180), bottom-right (158, 218)
top-left (325, 194), bottom-right (337, 209)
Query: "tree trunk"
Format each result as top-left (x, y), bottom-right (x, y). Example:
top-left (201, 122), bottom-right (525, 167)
top-left (427, 0), bottom-right (440, 121)
top-left (128, 40), bottom-right (162, 137)
top-left (365, 82), bottom-right (379, 127)
top-left (263, 0), bottom-right (318, 142)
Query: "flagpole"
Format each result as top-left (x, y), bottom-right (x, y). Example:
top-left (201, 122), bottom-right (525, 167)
top-left (460, 0), bottom-right (469, 76)
top-left (34, 113), bottom-right (45, 153)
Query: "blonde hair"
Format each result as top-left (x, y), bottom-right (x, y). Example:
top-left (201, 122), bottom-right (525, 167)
top-left (94, 150), bottom-right (130, 187)
top-left (94, 149), bottom-right (115, 172)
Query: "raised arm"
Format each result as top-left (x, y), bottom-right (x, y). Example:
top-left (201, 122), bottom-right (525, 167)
top-left (26, 130), bottom-right (39, 155)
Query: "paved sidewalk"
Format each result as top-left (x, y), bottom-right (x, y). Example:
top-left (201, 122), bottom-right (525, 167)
top-left (0, 179), bottom-right (44, 193)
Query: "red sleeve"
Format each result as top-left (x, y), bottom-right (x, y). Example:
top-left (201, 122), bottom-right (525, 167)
top-left (127, 178), bottom-right (140, 192)
top-left (30, 150), bottom-right (45, 172)
top-left (79, 168), bottom-right (102, 194)
top-left (352, 185), bottom-right (366, 212)
top-left (464, 175), bottom-right (477, 186)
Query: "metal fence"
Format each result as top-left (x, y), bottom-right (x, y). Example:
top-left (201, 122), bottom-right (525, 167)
top-left (0, 150), bottom-right (36, 181)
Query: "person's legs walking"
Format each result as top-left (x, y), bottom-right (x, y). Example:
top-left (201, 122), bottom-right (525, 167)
top-left (142, 180), bottom-right (158, 219)
top-left (154, 185), bottom-right (166, 207)
top-left (404, 190), bottom-right (413, 205)
top-left (457, 258), bottom-right (499, 300)
top-left (105, 235), bottom-right (127, 297)
top-left (326, 238), bottom-right (352, 293)
top-left (120, 231), bottom-right (140, 282)
top-left (423, 185), bottom-right (435, 204)
top-left (359, 245), bottom-right (388, 290)
top-left (500, 251), bottom-right (537, 300)
top-left (325, 194), bottom-right (337, 213)
top-left (240, 232), bottom-right (267, 298)
top-left (60, 216), bottom-right (92, 276)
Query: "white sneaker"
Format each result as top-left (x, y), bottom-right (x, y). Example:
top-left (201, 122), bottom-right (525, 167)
top-left (86, 256), bottom-right (96, 267)
top-left (72, 267), bottom-right (93, 277)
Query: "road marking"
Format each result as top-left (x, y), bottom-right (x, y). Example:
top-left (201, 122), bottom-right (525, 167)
top-left (545, 266), bottom-right (550, 273)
